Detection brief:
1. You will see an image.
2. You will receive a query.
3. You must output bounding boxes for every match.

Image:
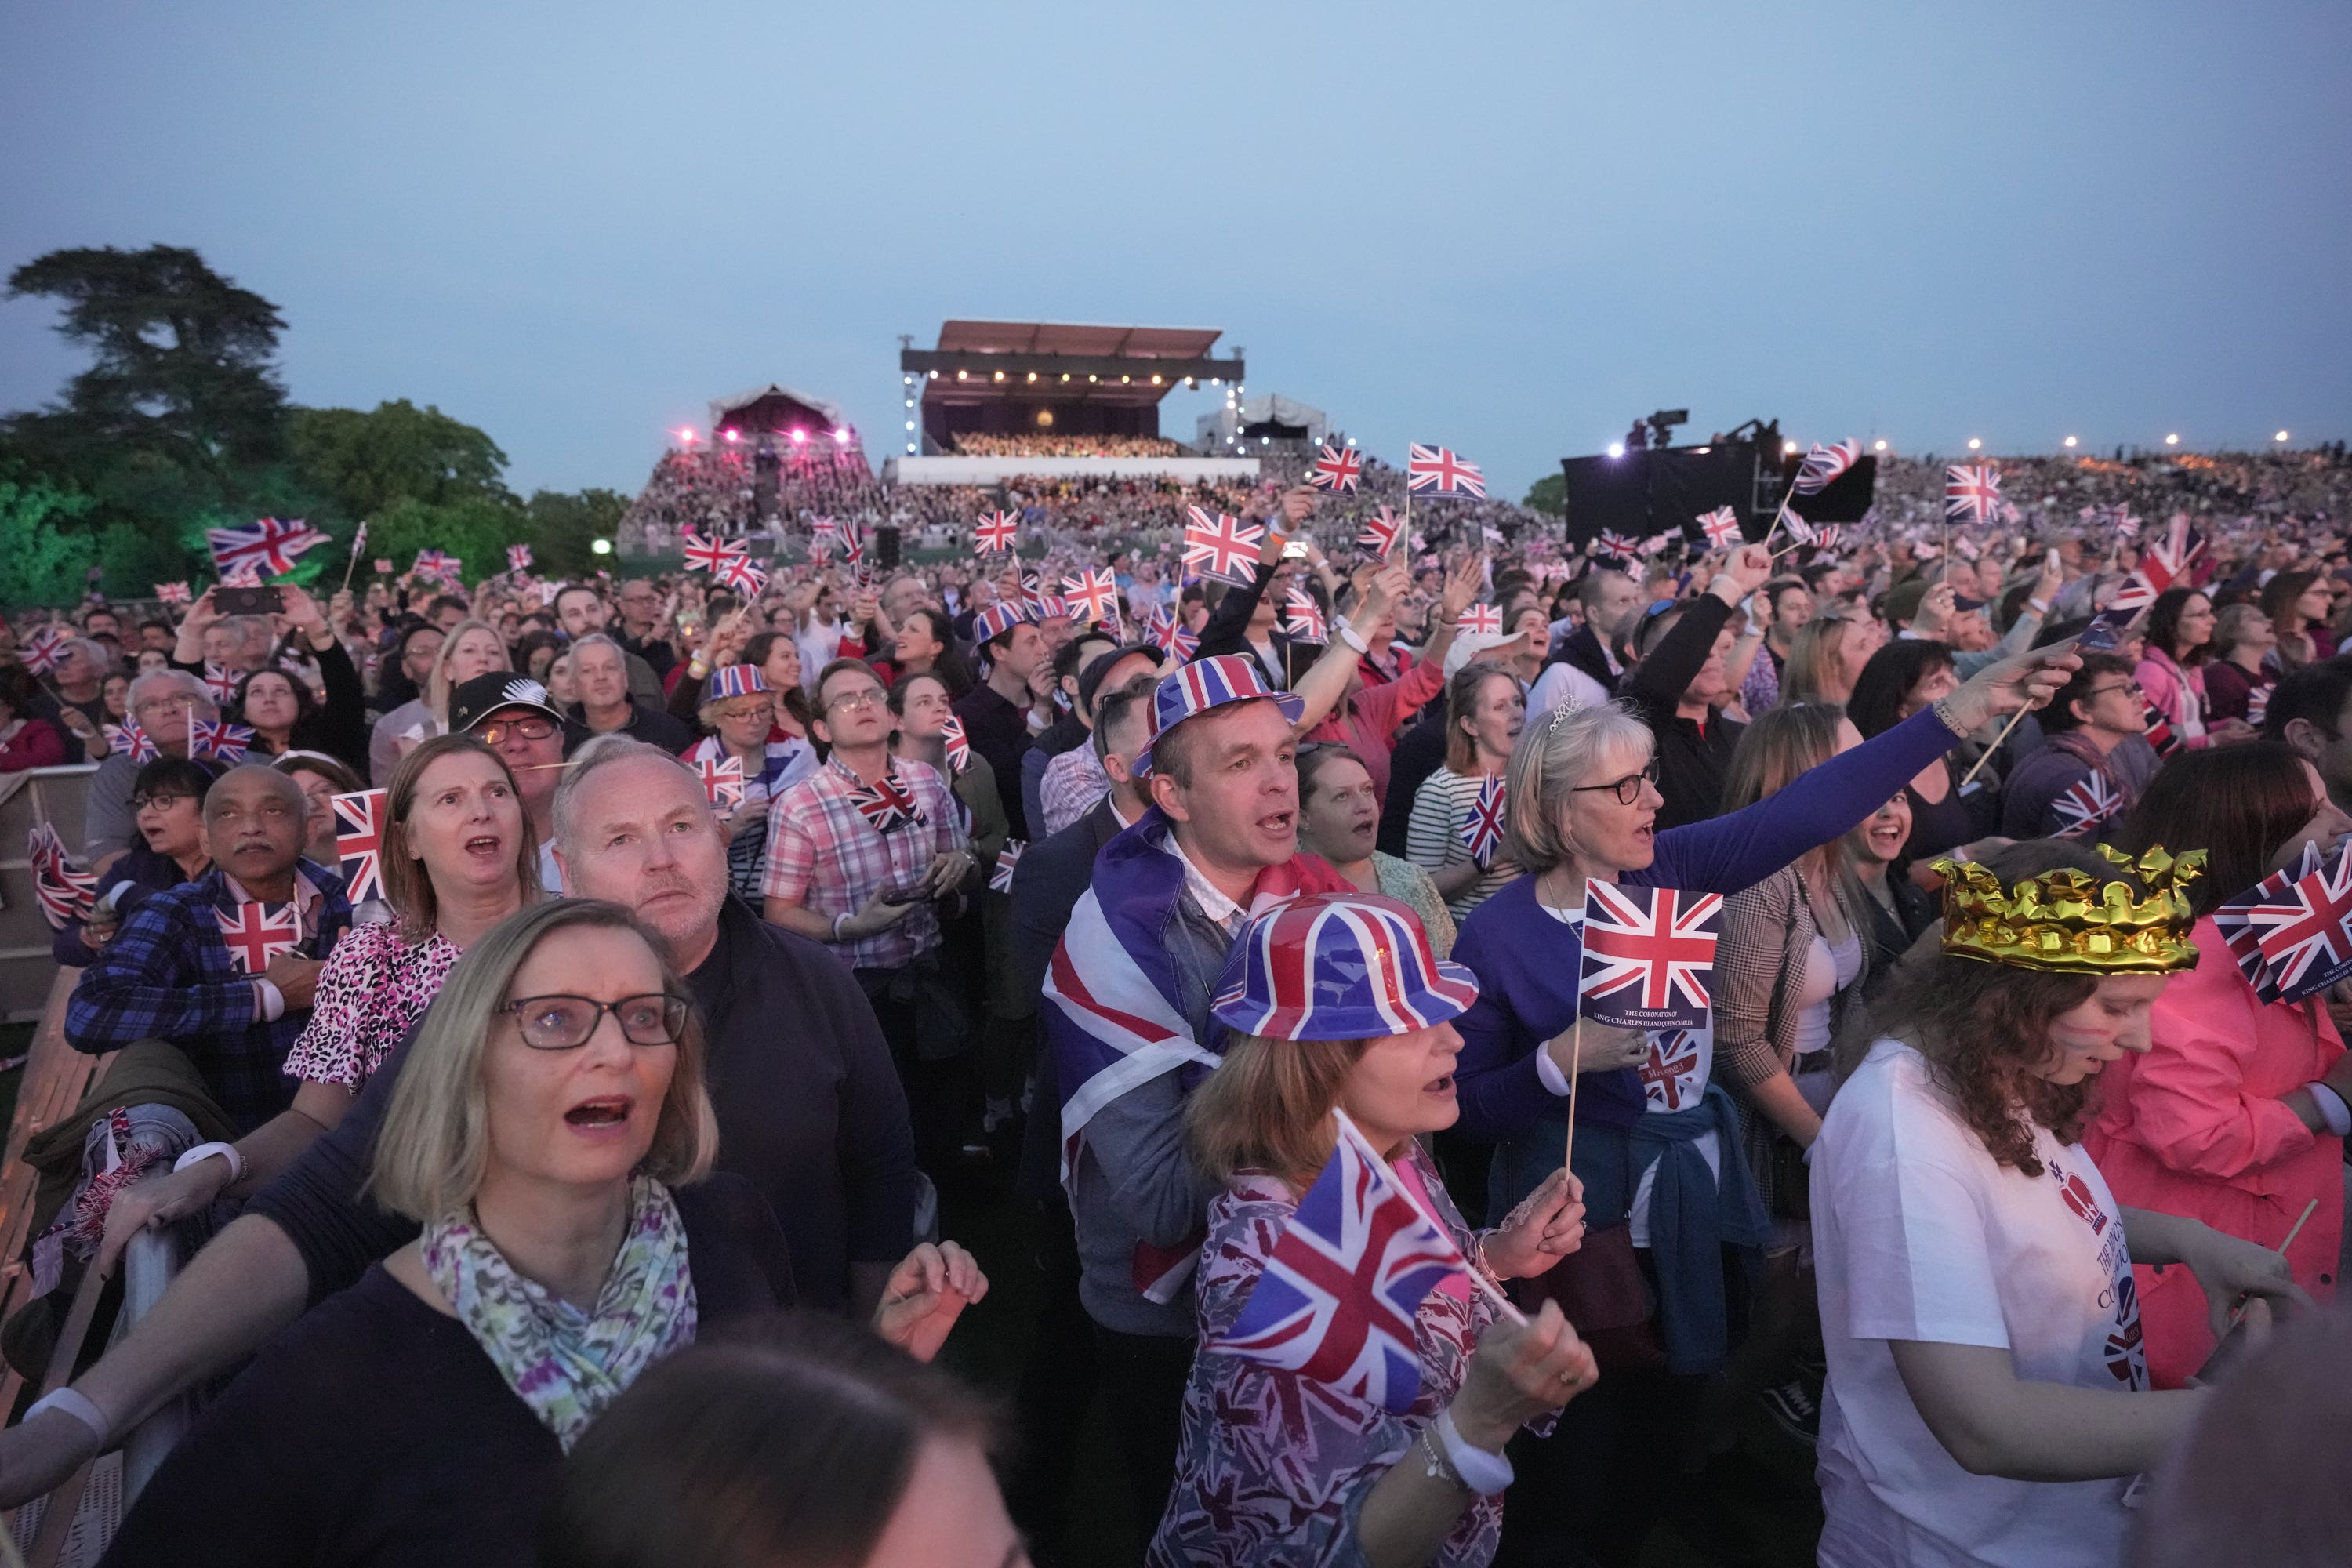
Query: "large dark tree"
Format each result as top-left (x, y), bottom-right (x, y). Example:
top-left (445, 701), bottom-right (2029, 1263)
top-left (5, 245), bottom-right (290, 478)
top-left (290, 400), bottom-right (511, 519)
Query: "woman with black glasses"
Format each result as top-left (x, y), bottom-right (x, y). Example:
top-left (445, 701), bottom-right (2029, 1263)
top-left (101, 898), bottom-right (984, 1568)
top-left (1446, 641), bottom-right (2077, 1568)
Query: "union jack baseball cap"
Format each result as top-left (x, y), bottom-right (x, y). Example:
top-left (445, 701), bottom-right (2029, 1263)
top-left (1130, 653), bottom-right (1305, 779)
top-left (972, 602), bottom-right (1030, 646)
top-left (1212, 892), bottom-right (1479, 1041)
top-left (702, 664), bottom-right (771, 702)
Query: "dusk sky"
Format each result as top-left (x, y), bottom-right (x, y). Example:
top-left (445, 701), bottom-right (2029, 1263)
top-left (5, 1), bottom-right (2347, 503)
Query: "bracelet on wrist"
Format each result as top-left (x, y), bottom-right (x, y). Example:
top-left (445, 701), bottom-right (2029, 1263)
top-left (1930, 695), bottom-right (1971, 739)
top-left (2307, 1081), bottom-right (2352, 1138)
top-left (1434, 1409), bottom-right (1515, 1495)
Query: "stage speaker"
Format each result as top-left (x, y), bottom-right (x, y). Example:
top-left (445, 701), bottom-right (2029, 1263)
top-left (1560, 452), bottom-right (1654, 548)
top-left (1559, 443), bottom-right (1763, 547)
top-left (1774, 453), bottom-right (1878, 523)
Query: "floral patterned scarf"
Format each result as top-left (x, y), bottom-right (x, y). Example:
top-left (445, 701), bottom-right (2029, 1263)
top-left (423, 1175), bottom-right (697, 1451)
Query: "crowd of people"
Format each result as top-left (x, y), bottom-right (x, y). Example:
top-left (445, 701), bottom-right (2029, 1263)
top-left (0, 445), bottom-right (2348, 1566)
top-left (953, 434), bottom-right (1183, 459)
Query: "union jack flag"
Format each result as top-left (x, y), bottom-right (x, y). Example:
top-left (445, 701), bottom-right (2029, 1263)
top-left (2140, 701), bottom-right (2183, 760)
top-left (1595, 530), bottom-right (1641, 564)
top-left (2105, 515), bottom-right (2205, 616)
top-left (188, 718), bottom-right (254, 764)
top-left (1456, 604), bottom-right (1503, 637)
top-left (2114, 514), bottom-right (2143, 538)
top-left (1406, 445), bottom-right (1485, 499)
top-left (975, 510), bottom-right (1020, 554)
top-left (153, 581), bottom-right (193, 608)
top-left (1459, 775), bottom-right (1507, 869)
top-left (989, 838), bottom-right (1024, 893)
top-left (680, 530), bottom-right (745, 575)
top-left (332, 789), bottom-right (387, 906)
top-left (2051, 771), bottom-right (2123, 839)
top-left (412, 550), bottom-right (461, 582)
top-left (1697, 507), bottom-right (1744, 549)
top-left (1640, 533), bottom-right (1674, 557)
top-left (1018, 572), bottom-right (1051, 618)
top-left (19, 628), bottom-right (67, 676)
top-left (2247, 843), bottom-right (2352, 1002)
top-left (1203, 1109), bottom-right (1470, 1414)
top-left (1944, 465), bottom-right (2002, 526)
top-left (695, 753), bottom-right (746, 811)
top-left (1307, 445), bottom-right (1363, 492)
top-left (27, 823), bottom-right (97, 930)
top-left (215, 901), bottom-right (300, 976)
top-left (2247, 681), bottom-right (2273, 729)
top-left (1578, 881), bottom-right (1722, 1030)
top-left (506, 543), bottom-right (532, 573)
top-left (2080, 503), bottom-right (2136, 533)
top-left (714, 555), bottom-right (768, 598)
top-left (939, 713), bottom-right (971, 774)
top-left (1773, 503), bottom-right (1817, 546)
top-left (1062, 568), bottom-right (1120, 627)
top-left (1639, 1029), bottom-right (1704, 1112)
top-left (1282, 589), bottom-right (1328, 644)
top-left (2213, 844), bottom-right (2316, 1005)
top-left (2104, 1272), bottom-right (2146, 1390)
top-left (1794, 439), bottom-right (1861, 495)
top-left (1183, 507), bottom-right (1264, 585)
top-left (848, 772), bottom-right (924, 835)
top-left (1810, 524), bottom-right (1844, 554)
top-left (1146, 605), bottom-right (1200, 661)
top-left (206, 517), bottom-right (325, 579)
top-left (220, 561), bottom-right (264, 589)
top-left (1357, 506), bottom-right (1404, 561)
top-left (199, 663), bottom-right (241, 707)
top-left (375, 559), bottom-right (394, 575)
top-left (104, 720), bottom-right (158, 764)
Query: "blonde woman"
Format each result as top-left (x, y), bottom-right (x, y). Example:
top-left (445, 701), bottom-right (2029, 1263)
top-left (1777, 615), bottom-right (1877, 707)
top-left (1406, 665), bottom-right (1524, 921)
top-left (103, 899), bottom-right (985, 1568)
top-left (369, 619), bottom-right (513, 784)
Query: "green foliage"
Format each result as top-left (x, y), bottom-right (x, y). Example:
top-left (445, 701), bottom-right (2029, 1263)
top-left (289, 401), bottom-right (511, 518)
top-left (0, 480), bottom-right (100, 609)
top-left (1523, 473), bottom-right (1566, 516)
top-left (520, 488), bottom-right (629, 582)
top-left (367, 495), bottom-right (530, 589)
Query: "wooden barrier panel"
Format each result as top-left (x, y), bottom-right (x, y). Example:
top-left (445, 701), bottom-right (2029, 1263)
top-left (0, 768), bottom-right (100, 1025)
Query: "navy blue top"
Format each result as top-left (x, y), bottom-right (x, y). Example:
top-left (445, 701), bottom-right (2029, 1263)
top-left (1450, 705), bottom-right (1965, 1144)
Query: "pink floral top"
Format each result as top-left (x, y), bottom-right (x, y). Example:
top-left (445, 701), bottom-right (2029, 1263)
top-left (1146, 1142), bottom-right (1508, 1568)
top-left (279, 920), bottom-right (461, 1091)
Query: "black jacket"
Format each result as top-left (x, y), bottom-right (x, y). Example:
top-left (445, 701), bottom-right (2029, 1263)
top-left (1192, 560), bottom-right (1294, 688)
top-left (1622, 593), bottom-right (1744, 833)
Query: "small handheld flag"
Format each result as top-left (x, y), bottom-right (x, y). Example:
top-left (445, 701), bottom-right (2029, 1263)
top-left (199, 663), bottom-right (241, 707)
top-left (2052, 772), bottom-right (2124, 839)
top-left (1406, 445), bottom-right (1485, 499)
top-left (506, 543), bottom-right (533, 574)
top-left (975, 511), bottom-right (1020, 554)
top-left (188, 717), bottom-right (254, 764)
top-left (215, 902), bottom-right (301, 975)
top-left (1182, 508), bottom-right (1263, 585)
top-left (1793, 440), bottom-right (1860, 495)
top-left (104, 720), bottom-right (159, 764)
top-left (1697, 507), bottom-right (1744, 549)
top-left (1578, 881), bottom-right (1722, 1032)
top-left (989, 839), bottom-right (1025, 893)
top-left (1456, 604), bottom-right (1503, 637)
top-left (2246, 843), bottom-right (2352, 1004)
top-left (1460, 775), bottom-right (1507, 869)
top-left (1307, 445), bottom-right (1363, 492)
top-left (695, 753), bottom-right (746, 811)
top-left (207, 517), bottom-right (325, 579)
top-left (1062, 568), bottom-right (1120, 627)
top-left (1944, 465), bottom-right (2002, 526)
top-left (19, 629), bottom-right (67, 676)
top-left (27, 824), bottom-right (98, 930)
top-left (154, 582), bottom-right (193, 608)
top-left (1357, 506), bottom-right (1404, 562)
top-left (1281, 589), bottom-right (1328, 644)
top-left (412, 550), bottom-right (461, 582)
top-left (332, 789), bottom-right (388, 905)
top-left (939, 713), bottom-right (971, 774)
top-left (1595, 530), bottom-right (1641, 564)
top-left (848, 773), bottom-right (923, 835)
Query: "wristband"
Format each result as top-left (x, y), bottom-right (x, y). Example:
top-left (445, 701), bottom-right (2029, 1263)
top-left (25, 1388), bottom-right (109, 1446)
top-left (830, 913), bottom-right (851, 943)
top-left (1434, 1408), bottom-right (1515, 1495)
top-left (1929, 695), bottom-right (1971, 739)
top-left (1334, 619), bottom-right (1370, 656)
top-left (2307, 1082), bottom-right (2352, 1138)
top-left (174, 1140), bottom-right (247, 1186)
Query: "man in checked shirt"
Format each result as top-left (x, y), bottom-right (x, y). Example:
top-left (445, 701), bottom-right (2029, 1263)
top-left (764, 656), bottom-right (978, 1170)
top-left (66, 764), bottom-right (353, 1135)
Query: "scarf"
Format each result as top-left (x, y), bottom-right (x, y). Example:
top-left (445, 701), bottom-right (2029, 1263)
top-left (423, 1176), bottom-right (697, 1451)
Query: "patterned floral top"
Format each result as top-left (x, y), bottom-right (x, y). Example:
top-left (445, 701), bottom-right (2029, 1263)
top-left (279, 920), bottom-right (461, 1091)
top-left (1148, 1142), bottom-right (1506, 1568)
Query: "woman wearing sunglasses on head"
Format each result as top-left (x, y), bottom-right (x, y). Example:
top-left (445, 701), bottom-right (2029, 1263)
top-left (100, 898), bottom-right (985, 1568)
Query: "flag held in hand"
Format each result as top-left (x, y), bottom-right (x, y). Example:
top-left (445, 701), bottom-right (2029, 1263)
top-left (1460, 775), bottom-right (1507, 869)
top-left (332, 789), bottom-right (388, 905)
top-left (1578, 881), bottom-right (1722, 1031)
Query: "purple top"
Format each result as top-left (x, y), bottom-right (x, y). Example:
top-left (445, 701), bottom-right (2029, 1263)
top-left (1450, 706), bottom-right (1965, 1141)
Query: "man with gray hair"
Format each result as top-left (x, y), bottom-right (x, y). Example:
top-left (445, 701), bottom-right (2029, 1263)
top-left (0, 740), bottom-right (921, 1504)
top-left (85, 670), bottom-right (219, 868)
top-left (560, 633), bottom-right (692, 753)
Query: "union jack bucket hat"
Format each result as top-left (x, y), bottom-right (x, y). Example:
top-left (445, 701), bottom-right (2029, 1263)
top-left (1130, 652), bottom-right (1305, 779)
top-left (1212, 891), bottom-right (1479, 1041)
top-left (702, 664), bottom-right (771, 702)
top-left (972, 602), bottom-right (1030, 646)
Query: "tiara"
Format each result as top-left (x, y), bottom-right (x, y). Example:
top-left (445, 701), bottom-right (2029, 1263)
top-left (1933, 844), bottom-right (2203, 975)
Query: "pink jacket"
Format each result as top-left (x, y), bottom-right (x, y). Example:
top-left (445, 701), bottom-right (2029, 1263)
top-left (2134, 648), bottom-right (2211, 746)
top-left (1303, 655), bottom-right (1445, 813)
top-left (2085, 916), bottom-right (2343, 1387)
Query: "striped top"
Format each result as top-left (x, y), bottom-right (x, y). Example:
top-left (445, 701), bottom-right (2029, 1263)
top-left (1405, 767), bottom-right (1515, 921)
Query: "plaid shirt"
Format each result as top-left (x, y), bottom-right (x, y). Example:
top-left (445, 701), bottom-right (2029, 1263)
top-left (763, 754), bottom-right (965, 971)
top-left (65, 862), bottom-right (353, 1134)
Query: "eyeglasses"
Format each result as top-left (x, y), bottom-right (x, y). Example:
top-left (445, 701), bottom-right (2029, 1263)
top-left (476, 716), bottom-right (559, 746)
top-left (826, 688), bottom-right (884, 713)
top-left (2085, 681), bottom-right (2143, 701)
top-left (503, 993), bottom-right (689, 1051)
top-left (1569, 757), bottom-right (1661, 805)
top-left (130, 793), bottom-right (189, 812)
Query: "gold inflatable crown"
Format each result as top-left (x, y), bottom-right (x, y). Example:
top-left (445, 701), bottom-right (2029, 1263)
top-left (1931, 845), bottom-right (2205, 975)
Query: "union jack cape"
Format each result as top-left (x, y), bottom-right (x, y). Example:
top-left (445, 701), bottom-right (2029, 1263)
top-left (1041, 808), bottom-right (1349, 1301)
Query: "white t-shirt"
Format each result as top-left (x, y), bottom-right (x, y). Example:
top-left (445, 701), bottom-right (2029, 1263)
top-left (1534, 901), bottom-right (1719, 1245)
top-left (1813, 1039), bottom-right (2147, 1568)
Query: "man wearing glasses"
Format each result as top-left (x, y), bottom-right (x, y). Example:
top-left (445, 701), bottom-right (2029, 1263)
top-left (448, 672), bottom-right (572, 892)
top-left (1998, 651), bottom-right (2158, 842)
top-left (765, 657), bottom-right (976, 1167)
top-left (84, 670), bottom-right (220, 871)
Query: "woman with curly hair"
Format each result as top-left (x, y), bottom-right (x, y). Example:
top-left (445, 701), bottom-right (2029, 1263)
top-left (1810, 839), bottom-right (2309, 1568)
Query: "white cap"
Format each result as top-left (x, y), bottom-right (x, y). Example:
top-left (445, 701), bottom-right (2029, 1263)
top-left (1444, 630), bottom-right (1530, 679)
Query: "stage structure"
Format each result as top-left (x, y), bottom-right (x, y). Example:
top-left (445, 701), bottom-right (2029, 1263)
top-left (900, 320), bottom-right (1243, 457)
top-left (619, 383), bottom-right (878, 553)
top-left (1558, 420), bottom-right (1876, 549)
top-left (1198, 393), bottom-right (1328, 452)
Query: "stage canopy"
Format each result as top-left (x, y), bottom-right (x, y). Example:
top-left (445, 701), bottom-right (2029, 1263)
top-left (903, 319), bottom-right (1245, 452)
top-left (709, 383), bottom-right (853, 441)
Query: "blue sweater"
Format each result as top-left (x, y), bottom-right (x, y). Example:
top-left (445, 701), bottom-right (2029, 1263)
top-left (1452, 705), bottom-right (1965, 1147)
